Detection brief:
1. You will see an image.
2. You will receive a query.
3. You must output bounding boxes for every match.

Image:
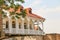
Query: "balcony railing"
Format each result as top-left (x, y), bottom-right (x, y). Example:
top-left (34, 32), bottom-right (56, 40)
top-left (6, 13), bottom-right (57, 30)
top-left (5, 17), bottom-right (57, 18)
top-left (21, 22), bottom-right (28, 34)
top-left (4, 29), bottom-right (43, 35)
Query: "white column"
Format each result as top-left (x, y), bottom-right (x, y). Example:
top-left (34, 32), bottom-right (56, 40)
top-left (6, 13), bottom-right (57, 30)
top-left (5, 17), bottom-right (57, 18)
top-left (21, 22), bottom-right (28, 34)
top-left (32, 20), bottom-right (35, 30)
top-left (27, 18), bottom-right (30, 29)
top-left (37, 20), bottom-right (40, 30)
top-left (21, 16), bottom-right (24, 29)
top-left (2, 19), bottom-right (6, 30)
top-left (27, 21), bottom-right (30, 29)
top-left (16, 19), bottom-right (19, 34)
top-left (41, 21), bottom-right (44, 34)
top-left (20, 17), bottom-right (25, 34)
top-left (21, 19), bottom-right (24, 29)
top-left (27, 20), bottom-right (30, 34)
top-left (9, 18), bottom-right (12, 34)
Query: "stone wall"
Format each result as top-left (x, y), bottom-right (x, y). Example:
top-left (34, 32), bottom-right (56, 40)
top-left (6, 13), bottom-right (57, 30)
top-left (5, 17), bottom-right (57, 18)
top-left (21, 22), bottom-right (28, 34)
top-left (15, 35), bottom-right (43, 40)
top-left (44, 34), bottom-right (60, 40)
top-left (3, 35), bottom-right (43, 40)
top-left (2, 34), bottom-right (60, 40)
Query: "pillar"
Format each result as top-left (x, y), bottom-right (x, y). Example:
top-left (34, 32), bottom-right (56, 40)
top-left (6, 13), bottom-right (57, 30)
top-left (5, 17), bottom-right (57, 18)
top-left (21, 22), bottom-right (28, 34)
top-left (16, 19), bottom-right (19, 34)
top-left (9, 18), bottom-right (12, 34)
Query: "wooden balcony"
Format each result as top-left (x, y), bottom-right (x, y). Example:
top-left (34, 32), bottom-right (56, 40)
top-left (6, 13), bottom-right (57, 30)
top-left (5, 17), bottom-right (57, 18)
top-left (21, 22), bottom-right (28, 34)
top-left (4, 28), bottom-right (43, 35)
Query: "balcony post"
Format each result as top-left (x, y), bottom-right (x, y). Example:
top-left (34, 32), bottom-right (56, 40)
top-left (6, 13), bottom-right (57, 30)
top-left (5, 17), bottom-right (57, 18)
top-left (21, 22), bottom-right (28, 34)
top-left (21, 18), bottom-right (24, 29)
top-left (41, 21), bottom-right (44, 34)
top-left (9, 18), bottom-right (12, 34)
top-left (27, 19), bottom-right (30, 34)
top-left (16, 19), bottom-right (19, 34)
top-left (32, 20), bottom-right (35, 30)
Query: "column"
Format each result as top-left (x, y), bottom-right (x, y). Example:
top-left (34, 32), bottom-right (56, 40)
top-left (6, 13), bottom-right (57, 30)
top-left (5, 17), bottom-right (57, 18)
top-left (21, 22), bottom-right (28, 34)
top-left (37, 20), bottom-right (39, 29)
top-left (41, 21), bottom-right (44, 35)
top-left (37, 20), bottom-right (40, 34)
top-left (21, 17), bottom-right (24, 34)
top-left (21, 19), bottom-right (24, 29)
top-left (16, 19), bottom-right (19, 34)
top-left (2, 19), bottom-right (6, 31)
top-left (31, 20), bottom-right (35, 34)
top-left (27, 20), bottom-right (30, 34)
top-left (32, 20), bottom-right (35, 30)
top-left (9, 18), bottom-right (12, 34)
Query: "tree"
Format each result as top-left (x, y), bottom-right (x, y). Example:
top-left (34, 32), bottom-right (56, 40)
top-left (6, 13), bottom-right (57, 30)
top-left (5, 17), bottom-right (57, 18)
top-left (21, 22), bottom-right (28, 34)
top-left (0, 0), bottom-right (25, 39)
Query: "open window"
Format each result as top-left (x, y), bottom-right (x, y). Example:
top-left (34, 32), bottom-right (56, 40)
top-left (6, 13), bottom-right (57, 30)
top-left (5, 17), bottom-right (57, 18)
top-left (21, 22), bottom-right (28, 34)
top-left (24, 23), bottom-right (28, 29)
top-left (12, 21), bottom-right (16, 28)
top-left (6, 21), bottom-right (9, 29)
top-left (19, 23), bottom-right (21, 29)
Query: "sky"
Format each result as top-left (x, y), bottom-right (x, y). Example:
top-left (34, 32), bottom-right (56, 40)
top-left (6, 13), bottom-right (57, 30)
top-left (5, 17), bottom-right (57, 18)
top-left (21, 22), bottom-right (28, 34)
top-left (17, 0), bottom-right (60, 33)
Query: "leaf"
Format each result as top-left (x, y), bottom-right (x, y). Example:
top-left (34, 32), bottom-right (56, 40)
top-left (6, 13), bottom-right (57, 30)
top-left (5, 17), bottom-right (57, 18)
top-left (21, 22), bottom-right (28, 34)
top-left (15, 15), bottom-right (20, 19)
top-left (15, 0), bottom-right (25, 3)
top-left (11, 16), bottom-right (15, 19)
top-left (10, 12), bottom-right (15, 15)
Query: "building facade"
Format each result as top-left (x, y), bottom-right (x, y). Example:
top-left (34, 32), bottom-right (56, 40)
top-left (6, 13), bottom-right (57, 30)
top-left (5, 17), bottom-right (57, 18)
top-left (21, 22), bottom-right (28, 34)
top-left (0, 5), bottom-right (45, 40)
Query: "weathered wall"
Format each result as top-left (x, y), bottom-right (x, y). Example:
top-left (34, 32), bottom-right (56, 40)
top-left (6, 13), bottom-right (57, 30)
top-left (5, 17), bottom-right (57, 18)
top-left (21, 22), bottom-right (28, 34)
top-left (44, 34), bottom-right (60, 40)
top-left (3, 34), bottom-right (60, 40)
top-left (3, 35), bottom-right (43, 40)
top-left (15, 36), bottom-right (43, 40)
top-left (56, 34), bottom-right (60, 40)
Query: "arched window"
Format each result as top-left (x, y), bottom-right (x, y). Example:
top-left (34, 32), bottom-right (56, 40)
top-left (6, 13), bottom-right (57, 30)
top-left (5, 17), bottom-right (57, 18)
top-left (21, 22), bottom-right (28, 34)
top-left (12, 21), bottom-right (16, 28)
top-left (19, 23), bottom-right (21, 29)
top-left (6, 21), bottom-right (9, 29)
top-left (24, 23), bottom-right (28, 29)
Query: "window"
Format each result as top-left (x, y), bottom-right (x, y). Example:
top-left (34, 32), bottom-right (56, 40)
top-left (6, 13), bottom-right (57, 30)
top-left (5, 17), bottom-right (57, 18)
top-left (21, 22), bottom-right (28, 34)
top-left (24, 23), bottom-right (28, 29)
top-left (6, 21), bottom-right (9, 29)
top-left (19, 23), bottom-right (21, 29)
top-left (12, 21), bottom-right (16, 28)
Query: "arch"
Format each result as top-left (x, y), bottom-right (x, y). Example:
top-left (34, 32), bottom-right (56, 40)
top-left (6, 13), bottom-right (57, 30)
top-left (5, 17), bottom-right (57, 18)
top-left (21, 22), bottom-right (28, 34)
top-left (12, 21), bottom-right (16, 28)
top-left (18, 18), bottom-right (22, 29)
top-left (24, 18), bottom-right (28, 29)
top-left (11, 19), bottom-right (16, 28)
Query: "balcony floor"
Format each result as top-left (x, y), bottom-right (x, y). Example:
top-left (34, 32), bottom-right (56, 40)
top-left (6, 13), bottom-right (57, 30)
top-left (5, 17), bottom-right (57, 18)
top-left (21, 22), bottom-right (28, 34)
top-left (4, 29), bottom-right (43, 36)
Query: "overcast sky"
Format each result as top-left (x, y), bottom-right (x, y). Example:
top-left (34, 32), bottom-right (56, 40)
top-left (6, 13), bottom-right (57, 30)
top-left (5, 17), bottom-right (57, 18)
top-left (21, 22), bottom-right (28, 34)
top-left (19, 0), bottom-right (60, 33)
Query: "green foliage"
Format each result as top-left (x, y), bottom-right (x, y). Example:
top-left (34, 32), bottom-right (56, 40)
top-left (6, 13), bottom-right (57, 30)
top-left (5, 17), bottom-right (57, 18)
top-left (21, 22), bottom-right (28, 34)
top-left (0, 0), bottom-right (4, 5)
top-left (15, 0), bottom-right (24, 3)
top-left (0, 0), bottom-right (26, 19)
top-left (2, 11), bottom-right (7, 18)
top-left (15, 15), bottom-right (20, 19)
top-left (11, 16), bottom-right (15, 19)
top-left (20, 10), bottom-right (26, 18)
top-left (10, 12), bottom-right (15, 15)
